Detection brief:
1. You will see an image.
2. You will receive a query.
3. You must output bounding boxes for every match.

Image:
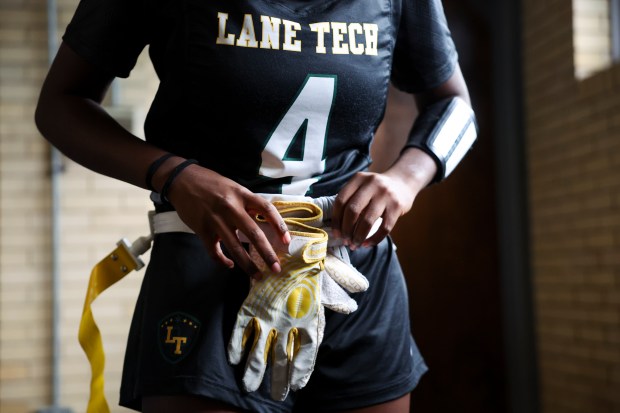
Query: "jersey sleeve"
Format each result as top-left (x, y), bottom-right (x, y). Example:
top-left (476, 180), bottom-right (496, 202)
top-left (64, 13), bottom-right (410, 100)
top-left (62, 0), bottom-right (150, 78)
top-left (391, 0), bottom-right (458, 93)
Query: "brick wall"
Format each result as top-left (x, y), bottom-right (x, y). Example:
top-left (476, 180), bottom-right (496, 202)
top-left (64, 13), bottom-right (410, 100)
top-left (0, 1), bottom-right (157, 412)
top-left (523, 0), bottom-right (620, 412)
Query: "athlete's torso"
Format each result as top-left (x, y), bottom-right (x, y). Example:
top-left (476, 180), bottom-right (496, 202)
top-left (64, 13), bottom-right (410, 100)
top-left (145, 0), bottom-right (397, 196)
top-left (63, 0), bottom-right (457, 197)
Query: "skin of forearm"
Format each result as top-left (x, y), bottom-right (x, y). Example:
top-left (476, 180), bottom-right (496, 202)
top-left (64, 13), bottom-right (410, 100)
top-left (35, 92), bottom-right (172, 190)
top-left (377, 65), bottom-right (470, 196)
top-left (383, 147), bottom-right (438, 195)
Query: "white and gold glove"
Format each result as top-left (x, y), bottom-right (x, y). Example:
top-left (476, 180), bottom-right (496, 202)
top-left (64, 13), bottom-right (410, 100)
top-left (228, 200), bottom-right (368, 401)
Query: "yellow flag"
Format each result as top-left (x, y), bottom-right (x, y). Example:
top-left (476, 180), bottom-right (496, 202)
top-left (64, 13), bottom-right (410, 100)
top-left (78, 239), bottom-right (145, 413)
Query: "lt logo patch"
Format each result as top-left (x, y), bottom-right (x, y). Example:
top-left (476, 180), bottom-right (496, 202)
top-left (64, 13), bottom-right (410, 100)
top-left (158, 312), bottom-right (201, 363)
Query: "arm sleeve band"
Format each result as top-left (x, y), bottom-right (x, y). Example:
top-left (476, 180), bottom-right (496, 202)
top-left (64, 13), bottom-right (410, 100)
top-left (404, 96), bottom-right (478, 182)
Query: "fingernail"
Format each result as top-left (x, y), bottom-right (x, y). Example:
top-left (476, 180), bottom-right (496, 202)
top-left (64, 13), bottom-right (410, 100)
top-left (283, 231), bottom-right (291, 244)
top-left (271, 262), bottom-right (282, 273)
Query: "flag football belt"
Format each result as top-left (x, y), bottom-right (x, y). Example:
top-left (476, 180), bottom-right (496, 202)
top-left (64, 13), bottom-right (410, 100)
top-left (151, 209), bottom-right (341, 250)
top-left (78, 195), bottom-right (367, 412)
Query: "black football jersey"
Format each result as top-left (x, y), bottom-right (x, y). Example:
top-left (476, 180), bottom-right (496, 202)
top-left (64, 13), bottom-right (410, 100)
top-left (64, 0), bottom-right (457, 197)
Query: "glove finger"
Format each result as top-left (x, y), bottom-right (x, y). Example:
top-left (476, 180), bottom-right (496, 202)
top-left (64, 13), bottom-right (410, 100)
top-left (227, 315), bottom-right (254, 365)
top-left (271, 330), bottom-right (292, 401)
top-left (238, 319), bottom-right (270, 393)
top-left (289, 317), bottom-right (322, 392)
top-left (324, 254), bottom-right (369, 293)
top-left (316, 306), bottom-right (325, 351)
top-left (328, 245), bottom-right (351, 264)
top-left (321, 272), bottom-right (358, 314)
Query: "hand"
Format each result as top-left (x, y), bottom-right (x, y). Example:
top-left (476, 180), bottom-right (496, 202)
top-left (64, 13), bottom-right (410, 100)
top-left (331, 147), bottom-right (437, 249)
top-left (162, 163), bottom-right (290, 276)
top-left (331, 171), bottom-right (416, 249)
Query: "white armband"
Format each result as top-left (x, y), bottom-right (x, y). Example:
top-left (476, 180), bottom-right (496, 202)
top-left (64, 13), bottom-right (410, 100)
top-left (404, 96), bottom-right (478, 182)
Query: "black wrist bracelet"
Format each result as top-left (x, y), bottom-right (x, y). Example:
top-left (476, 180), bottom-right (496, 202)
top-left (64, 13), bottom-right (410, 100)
top-left (160, 159), bottom-right (198, 203)
top-left (145, 153), bottom-right (175, 191)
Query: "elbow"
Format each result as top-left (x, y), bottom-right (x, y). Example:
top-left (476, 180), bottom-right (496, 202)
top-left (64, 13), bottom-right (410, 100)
top-left (415, 65), bottom-right (470, 109)
top-left (34, 89), bottom-right (48, 137)
top-left (34, 90), bottom-right (56, 143)
top-left (34, 98), bottom-right (45, 137)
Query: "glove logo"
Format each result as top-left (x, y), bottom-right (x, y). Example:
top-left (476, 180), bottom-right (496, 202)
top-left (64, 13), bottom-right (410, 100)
top-left (158, 312), bottom-right (201, 363)
top-left (287, 279), bottom-right (317, 319)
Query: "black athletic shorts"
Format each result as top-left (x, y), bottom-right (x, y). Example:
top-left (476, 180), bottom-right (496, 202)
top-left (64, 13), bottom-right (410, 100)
top-left (119, 232), bottom-right (427, 412)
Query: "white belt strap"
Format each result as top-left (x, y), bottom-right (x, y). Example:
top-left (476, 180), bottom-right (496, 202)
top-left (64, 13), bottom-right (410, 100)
top-left (149, 194), bottom-right (334, 235)
top-left (150, 194), bottom-right (381, 243)
top-left (149, 209), bottom-right (351, 250)
top-left (151, 211), bottom-right (194, 234)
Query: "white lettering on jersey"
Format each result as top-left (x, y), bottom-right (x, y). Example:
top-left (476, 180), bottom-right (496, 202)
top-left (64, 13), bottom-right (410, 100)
top-left (348, 23), bottom-right (364, 55)
top-left (216, 13), bottom-right (379, 56)
top-left (309, 22), bottom-right (330, 54)
top-left (260, 15), bottom-right (281, 49)
top-left (331, 23), bottom-right (349, 55)
top-left (282, 20), bottom-right (302, 52)
top-left (236, 14), bottom-right (259, 48)
top-left (363, 23), bottom-right (379, 55)
top-left (216, 12), bottom-right (235, 45)
top-left (259, 75), bottom-right (337, 195)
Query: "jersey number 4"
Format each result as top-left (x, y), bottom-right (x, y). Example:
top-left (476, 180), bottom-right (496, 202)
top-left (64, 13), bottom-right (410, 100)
top-left (259, 75), bottom-right (337, 195)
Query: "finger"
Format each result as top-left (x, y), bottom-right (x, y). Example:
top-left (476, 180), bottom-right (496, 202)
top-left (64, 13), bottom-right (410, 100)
top-left (239, 221), bottom-right (288, 254)
top-left (330, 198), bottom-right (343, 240)
top-left (340, 187), bottom-right (375, 245)
top-left (214, 240), bottom-right (235, 269)
top-left (331, 176), bottom-right (363, 240)
top-left (198, 230), bottom-right (235, 269)
top-left (237, 215), bottom-right (282, 274)
top-left (362, 210), bottom-right (398, 248)
top-left (351, 200), bottom-right (385, 247)
top-left (248, 246), bottom-right (268, 280)
top-left (219, 225), bottom-right (260, 276)
top-left (248, 196), bottom-right (290, 245)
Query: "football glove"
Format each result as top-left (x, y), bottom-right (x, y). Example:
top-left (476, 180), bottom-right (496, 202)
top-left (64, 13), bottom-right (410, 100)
top-left (228, 200), bottom-right (368, 401)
